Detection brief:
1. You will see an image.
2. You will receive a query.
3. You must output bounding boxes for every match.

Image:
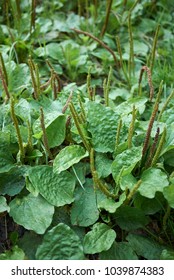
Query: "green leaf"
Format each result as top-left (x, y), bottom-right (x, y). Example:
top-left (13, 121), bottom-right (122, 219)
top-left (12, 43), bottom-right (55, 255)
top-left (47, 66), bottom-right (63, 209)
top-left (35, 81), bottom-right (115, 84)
top-left (120, 174), bottom-right (137, 191)
top-left (124, 40), bottom-right (149, 56)
top-left (0, 196), bottom-right (10, 213)
top-left (9, 193), bottom-right (54, 234)
top-left (46, 43), bottom-right (64, 62)
top-left (70, 180), bottom-right (99, 227)
top-left (139, 168), bottom-right (169, 198)
top-left (83, 223), bottom-right (116, 254)
top-left (87, 101), bottom-right (119, 152)
top-left (126, 233), bottom-right (164, 260)
top-left (18, 232), bottom-right (43, 260)
top-left (112, 146), bottom-right (142, 183)
top-left (0, 167), bottom-right (25, 196)
top-left (160, 249), bottom-right (174, 260)
top-left (28, 166), bottom-right (76, 207)
top-left (115, 205), bottom-right (150, 231)
top-left (116, 97), bottom-right (148, 115)
top-left (163, 184), bottom-right (174, 208)
top-left (7, 63), bottom-right (31, 94)
top-left (15, 98), bottom-right (31, 121)
top-left (53, 145), bottom-right (88, 174)
top-left (0, 149), bottom-right (15, 174)
top-left (0, 246), bottom-right (25, 260)
top-left (36, 223), bottom-right (84, 260)
top-left (95, 153), bottom-right (112, 178)
top-left (97, 191), bottom-right (126, 213)
top-left (100, 241), bottom-right (138, 260)
top-left (134, 193), bottom-right (164, 214)
top-left (33, 112), bottom-right (66, 148)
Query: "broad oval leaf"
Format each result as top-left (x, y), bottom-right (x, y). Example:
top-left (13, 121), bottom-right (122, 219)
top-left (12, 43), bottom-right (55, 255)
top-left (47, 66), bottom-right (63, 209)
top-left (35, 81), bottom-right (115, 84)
top-left (112, 146), bottom-right (142, 183)
top-left (163, 184), bottom-right (174, 208)
top-left (33, 112), bottom-right (66, 148)
top-left (100, 241), bottom-right (138, 260)
top-left (97, 191), bottom-right (126, 213)
top-left (83, 223), bottom-right (116, 254)
top-left (36, 223), bottom-right (84, 260)
top-left (0, 196), bottom-right (10, 213)
top-left (87, 102), bottom-right (119, 152)
top-left (28, 166), bottom-right (76, 207)
top-left (70, 180), bottom-right (99, 227)
top-left (53, 145), bottom-right (88, 174)
top-left (0, 168), bottom-right (25, 196)
top-left (115, 205), bottom-right (150, 231)
top-left (139, 168), bottom-right (169, 198)
top-left (9, 193), bottom-right (54, 234)
top-left (126, 233), bottom-right (164, 260)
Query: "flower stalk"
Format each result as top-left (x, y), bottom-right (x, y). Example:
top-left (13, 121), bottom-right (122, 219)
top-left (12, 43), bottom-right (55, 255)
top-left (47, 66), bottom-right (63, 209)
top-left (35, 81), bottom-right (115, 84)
top-left (10, 98), bottom-right (25, 161)
top-left (40, 107), bottom-right (53, 159)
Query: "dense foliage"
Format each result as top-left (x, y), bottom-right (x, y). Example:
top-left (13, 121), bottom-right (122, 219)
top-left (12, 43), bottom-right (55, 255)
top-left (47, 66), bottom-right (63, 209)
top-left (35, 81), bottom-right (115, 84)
top-left (0, 0), bottom-right (174, 260)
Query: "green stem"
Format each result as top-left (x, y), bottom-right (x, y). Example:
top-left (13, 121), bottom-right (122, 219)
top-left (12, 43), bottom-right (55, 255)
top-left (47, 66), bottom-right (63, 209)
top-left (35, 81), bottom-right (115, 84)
top-left (40, 107), bottom-right (53, 160)
top-left (149, 24), bottom-right (160, 73)
top-left (0, 52), bottom-right (8, 85)
top-left (138, 65), bottom-right (154, 101)
top-left (28, 58), bottom-right (38, 99)
top-left (128, 13), bottom-right (134, 81)
top-left (151, 126), bottom-right (166, 167)
top-left (115, 118), bottom-right (122, 153)
top-left (142, 81), bottom-right (163, 157)
top-left (104, 66), bottom-right (112, 106)
top-left (72, 28), bottom-right (119, 68)
top-left (10, 98), bottom-right (25, 161)
top-left (30, 0), bottom-right (36, 33)
top-left (69, 103), bottom-right (91, 152)
top-left (116, 36), bottom-right (129, 84)
top-left (78, 94), bottom-right (86, 121)
top-left (127, 105), bottom-right (137, 149)
top-left (62, 92), bottom-right (73, 114)
top-left (100, 0), bottom-right (113, 37)
top-left (27, 120), bottom-right (33, 153)
top-left (90, 149), bottom-right (117, 199)
top-left (125, 179), bottom-right (142, 204)
top-left (163, 203), bottom-right (171, 230)
top-left (87, 66), bottom-right (92, 100)
top-left (158, 89), bottom-right (174, 121)
top-left (145, 127), bottom-right (160, 168)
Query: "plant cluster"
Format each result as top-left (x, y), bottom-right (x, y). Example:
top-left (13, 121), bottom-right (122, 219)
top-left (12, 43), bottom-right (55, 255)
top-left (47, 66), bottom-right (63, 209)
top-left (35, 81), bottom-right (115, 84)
top-left (0, 0), bottom-right (174, 260)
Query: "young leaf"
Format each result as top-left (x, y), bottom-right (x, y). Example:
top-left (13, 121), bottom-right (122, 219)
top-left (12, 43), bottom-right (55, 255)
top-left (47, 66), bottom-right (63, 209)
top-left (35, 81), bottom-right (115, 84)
top-left (97, 191), bottom-right (126, 214)
top-left (9, 193), bottom-right (54, 234)
top-left (53, 145), bottom-right (88, 174)
top-left (28, 166), bottom-right (76, 206)
top-left (36, 223), bottom-right (84, 260)
top-left (70, 180), bottom-right (99, 227)
top-left (112, 146), bottom-right (142, 183)
top-left (83, 223), bottom-right (116, 254)
top-left (95, 152), bottom-right (112, 178)
top-left (33, 112), bottom-right (66, 148)
top-left (139, 168), bottom-right (169, 198)
top-left (0, 246), bottom-right (25, 260)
